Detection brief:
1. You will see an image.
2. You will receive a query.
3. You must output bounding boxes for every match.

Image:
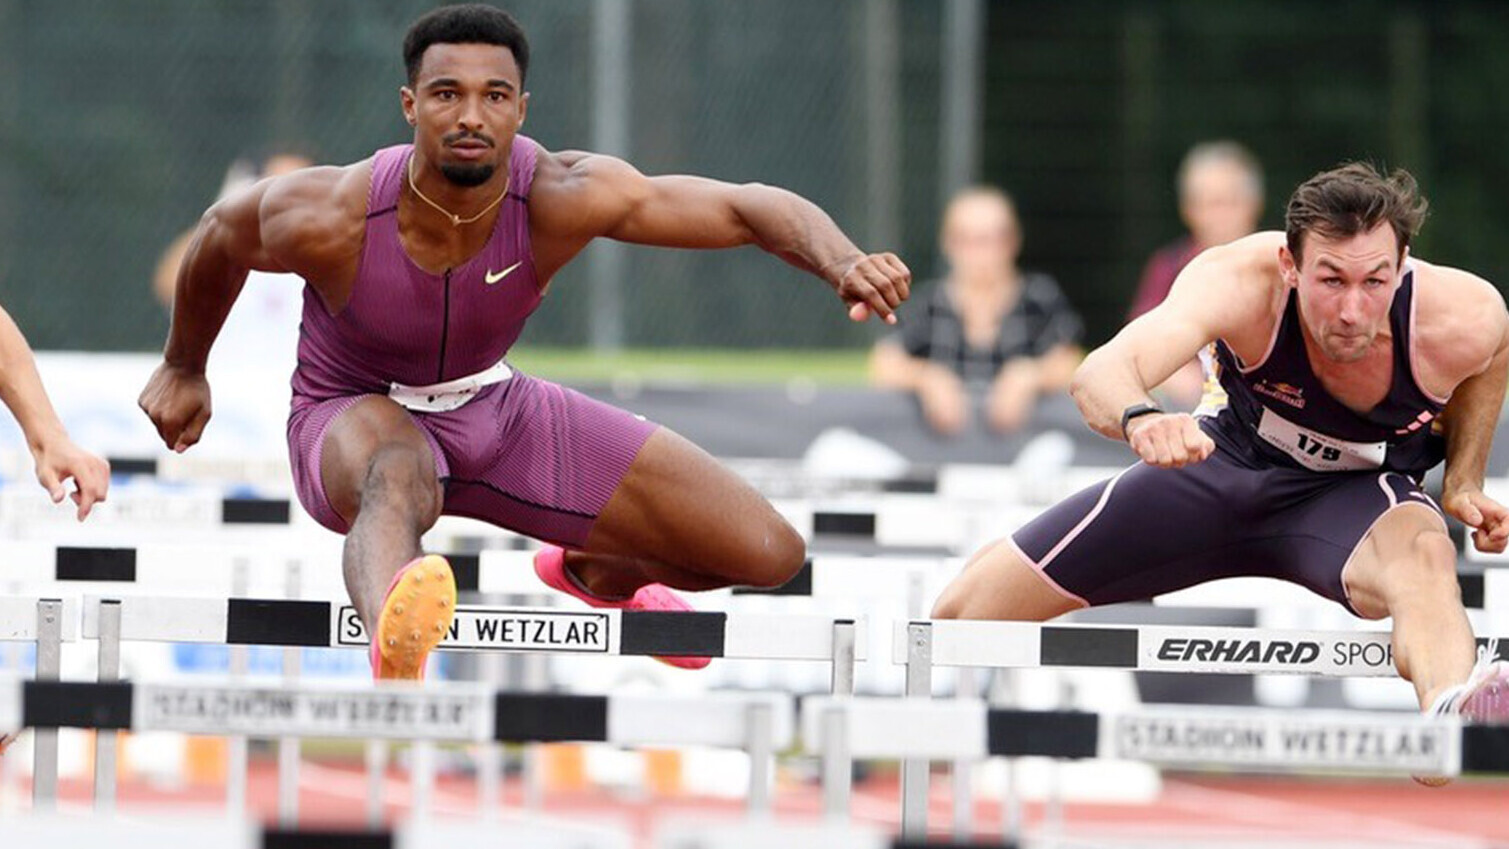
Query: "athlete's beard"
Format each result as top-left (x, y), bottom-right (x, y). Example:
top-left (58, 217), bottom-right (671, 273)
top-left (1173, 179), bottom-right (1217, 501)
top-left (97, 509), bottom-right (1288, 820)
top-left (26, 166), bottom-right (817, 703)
top-left (440, 162), bottom-right (496, 187)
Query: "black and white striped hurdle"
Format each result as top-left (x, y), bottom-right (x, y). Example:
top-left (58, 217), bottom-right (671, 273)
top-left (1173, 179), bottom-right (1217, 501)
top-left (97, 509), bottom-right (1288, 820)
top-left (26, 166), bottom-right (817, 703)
top-left (76, 596), bottom-right (863, 677)
top-left (890, 619), bottom-right (1509, 838)
top-left (1, 676), bottom-right (793, 814)
top-left (0, 596), bottom-right (77, 810)
top-left (803, 696), bottom-right (1509, 813)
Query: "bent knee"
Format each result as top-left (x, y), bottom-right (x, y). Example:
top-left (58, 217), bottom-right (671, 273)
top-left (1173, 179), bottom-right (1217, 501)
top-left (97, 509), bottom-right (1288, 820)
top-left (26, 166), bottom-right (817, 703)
top-left (932, 542), bottom-right (1081, 621)
top-left (360, 442), bottom-right (443, 518)
top-left (734, 516), bottom-right (808, 588)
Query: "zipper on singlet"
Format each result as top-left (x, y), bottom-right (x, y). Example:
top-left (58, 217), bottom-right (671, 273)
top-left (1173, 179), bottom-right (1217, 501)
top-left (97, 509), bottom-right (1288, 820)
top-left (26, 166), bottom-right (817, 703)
top-left (438, 268), bottom-right (452, 382)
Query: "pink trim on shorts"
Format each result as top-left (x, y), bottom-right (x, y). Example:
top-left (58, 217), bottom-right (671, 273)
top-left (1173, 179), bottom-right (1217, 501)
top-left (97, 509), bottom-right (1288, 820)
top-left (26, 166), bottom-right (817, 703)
top-left (1007, 537), bottom-right (1088, 608)
top-left (1010, 468), bottom-right (1130, 609)
top-left (1338, 472), bottom-right (1448, 617)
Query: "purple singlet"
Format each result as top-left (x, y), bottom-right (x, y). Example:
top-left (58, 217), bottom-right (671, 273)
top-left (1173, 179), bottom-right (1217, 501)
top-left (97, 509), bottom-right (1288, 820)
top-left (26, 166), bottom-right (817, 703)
top-left (285, 138), bottom-right (657, 545)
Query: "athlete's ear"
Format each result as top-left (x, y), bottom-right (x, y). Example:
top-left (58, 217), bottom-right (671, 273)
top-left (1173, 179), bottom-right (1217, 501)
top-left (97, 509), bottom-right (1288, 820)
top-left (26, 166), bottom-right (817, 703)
top-left (400, 86), bottom-right (418, 127)
top-left (1277, 244), bottom-right (1299, 286)
top-left (517, 91), bottom-right (529, 129)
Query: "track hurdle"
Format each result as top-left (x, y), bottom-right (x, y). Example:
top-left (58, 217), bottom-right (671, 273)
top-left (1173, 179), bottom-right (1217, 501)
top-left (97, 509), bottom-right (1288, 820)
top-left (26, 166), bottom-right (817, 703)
top-left (0, 677), bottom-right (793, 818)
top-left (66, 594), bottom-right (859, 818)
top-left (890, 619), bottom-right (1509, 838)
top-left (803, 696), bottom-right (1509, 812)
top-left (0, 596), bottom-right (78, 810)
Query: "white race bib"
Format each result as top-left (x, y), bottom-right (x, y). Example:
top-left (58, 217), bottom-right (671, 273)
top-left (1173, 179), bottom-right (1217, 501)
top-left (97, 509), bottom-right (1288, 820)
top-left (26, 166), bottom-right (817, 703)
top-left (1256, 407), bottom-right (1386, 472)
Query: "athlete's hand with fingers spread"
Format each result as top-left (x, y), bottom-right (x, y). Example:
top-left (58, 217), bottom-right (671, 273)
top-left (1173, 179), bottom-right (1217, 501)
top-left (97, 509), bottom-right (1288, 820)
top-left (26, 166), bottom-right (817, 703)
top-left (1125, 412), bottom-right (1216, 468)
top-left (1444, 489), bottom-right (1509, 554)
top-left (31, 435), bottom-right (110, 521)
top-left (138, 362), bottom-right (213, 454)
top-left (834, 252), bottom-right (912, 325)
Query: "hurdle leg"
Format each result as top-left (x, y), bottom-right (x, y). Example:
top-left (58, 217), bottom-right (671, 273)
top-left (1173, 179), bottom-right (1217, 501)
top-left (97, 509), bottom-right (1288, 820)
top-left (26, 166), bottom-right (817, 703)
top-left (745, 700), bottom-right (774, 819)
top-left (365, 740), bottom-right (387, 827)
top-left (830, 619), bottom-right (857, 696)
top-left (31, 598), bottom-right (62, 811)
top-left (277, 559), bottom-right (302, 825)
top-left (227, 558), bottom-right (251, 817)
top-left (900, 621), bottom-right (933, 838)
top-left (820, 705), bottom-right (851, 822)
top-left (277, 645), bottom-right (301, 825)
top-left (412, 741), bottom-right (436, 824)
top-left (475, 651), bottom-right (505, 820)
top-left (951, 666), bottom-right (977, 839)
top-left (93, 600), bottom-right (122, 812)
top-left (521, 649), bottom-right (549, 810)
top-left (1, 628), bottom-right (18, 812)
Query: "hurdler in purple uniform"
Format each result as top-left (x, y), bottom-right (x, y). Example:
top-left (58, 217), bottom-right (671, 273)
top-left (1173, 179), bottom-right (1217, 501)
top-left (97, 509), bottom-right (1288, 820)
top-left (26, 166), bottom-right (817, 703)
top-left (138, 5), bottom-right (911, 679)
top-left (933, 162), bottom-right (1509, 782)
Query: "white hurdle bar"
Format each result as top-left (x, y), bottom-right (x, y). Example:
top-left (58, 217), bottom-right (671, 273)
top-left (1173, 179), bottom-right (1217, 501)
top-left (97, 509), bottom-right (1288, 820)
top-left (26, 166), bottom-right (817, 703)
top-left (893, 620), bottom-right (1509, 679)
top-left (5, 813), bottom-right (634, 849)
top-left (890, 619), bottom-right (1509, 838)
top-left (77, 596), bottom-right (865, 674)
top-left (0, 676), bottom-right (793, 812)
top-left (803, 696), bottom-right (1509, 806)
top-left (0, 596), bottom-right (78, 810)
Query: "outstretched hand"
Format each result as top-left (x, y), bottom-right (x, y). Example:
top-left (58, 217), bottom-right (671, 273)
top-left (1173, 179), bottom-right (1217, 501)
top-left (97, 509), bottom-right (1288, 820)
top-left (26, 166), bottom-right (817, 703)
top-left (1444, 489), bottom-right (1509, 554)
top-left (32, 436), bottom-right (110, 521)
top-left (835, 252), bottom-right (911, 324)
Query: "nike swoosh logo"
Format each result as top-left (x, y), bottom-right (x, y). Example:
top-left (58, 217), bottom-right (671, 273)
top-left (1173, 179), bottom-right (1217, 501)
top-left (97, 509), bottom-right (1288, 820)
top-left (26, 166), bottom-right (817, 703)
top-left (484, 261), bottom-right (523, 285)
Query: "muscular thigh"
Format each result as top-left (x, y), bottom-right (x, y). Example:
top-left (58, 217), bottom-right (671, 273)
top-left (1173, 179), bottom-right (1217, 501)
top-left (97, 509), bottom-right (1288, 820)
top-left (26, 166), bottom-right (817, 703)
top-left (1267, 471), bottom-right (1445, 614)
top-left (319, 396), bottom-right (444, 525)
top-left (1011, 451), bottom-right (1259, 606)
top-left (586, 427), bottom-right (794, 572)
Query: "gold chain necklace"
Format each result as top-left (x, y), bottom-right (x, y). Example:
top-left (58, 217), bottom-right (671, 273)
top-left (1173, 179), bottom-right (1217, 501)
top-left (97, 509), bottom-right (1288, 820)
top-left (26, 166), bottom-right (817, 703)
top-left (407, 155), bottom-right (510, 226)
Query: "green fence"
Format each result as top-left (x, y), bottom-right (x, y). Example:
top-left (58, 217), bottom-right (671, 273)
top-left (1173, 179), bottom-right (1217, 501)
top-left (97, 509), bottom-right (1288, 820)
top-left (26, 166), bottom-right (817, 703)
top-left (0, 0), bottom-right (1505, 352)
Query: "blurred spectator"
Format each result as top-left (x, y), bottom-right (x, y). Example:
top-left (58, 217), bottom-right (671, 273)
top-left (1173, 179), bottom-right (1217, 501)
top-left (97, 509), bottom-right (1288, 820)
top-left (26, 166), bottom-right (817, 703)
top-left (153, 149), bottom-right (314, 381)
top-left (1128, 141), bottom-right (1264, 405)
top-left (869, 187), bottom-right (1082, 436)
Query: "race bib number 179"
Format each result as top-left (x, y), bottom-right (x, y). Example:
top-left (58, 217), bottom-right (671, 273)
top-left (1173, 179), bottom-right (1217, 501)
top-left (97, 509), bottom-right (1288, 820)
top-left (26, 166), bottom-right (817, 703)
top-left (1256, 407), bottom-right (1386, 472)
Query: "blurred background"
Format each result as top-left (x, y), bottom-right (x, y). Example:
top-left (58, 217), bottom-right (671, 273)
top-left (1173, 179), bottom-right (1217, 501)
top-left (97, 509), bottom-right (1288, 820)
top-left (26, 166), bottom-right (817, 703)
top-left (4, 0), bottom-right (1507, 357)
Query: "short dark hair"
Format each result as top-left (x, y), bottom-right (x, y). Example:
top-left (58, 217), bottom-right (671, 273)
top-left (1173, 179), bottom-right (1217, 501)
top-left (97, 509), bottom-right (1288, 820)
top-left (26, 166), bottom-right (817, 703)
top-left (1284, 162), bottom-right (1428, 263)
top-left (403, 4), bottom-right (530, 87)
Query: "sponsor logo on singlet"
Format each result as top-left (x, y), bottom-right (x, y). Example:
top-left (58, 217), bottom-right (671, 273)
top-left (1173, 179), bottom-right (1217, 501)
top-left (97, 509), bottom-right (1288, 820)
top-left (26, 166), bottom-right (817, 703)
top-left (1255, 407), bottom-right (1386, 472)
top-left (1252, 379), bottom-right (1306, 408)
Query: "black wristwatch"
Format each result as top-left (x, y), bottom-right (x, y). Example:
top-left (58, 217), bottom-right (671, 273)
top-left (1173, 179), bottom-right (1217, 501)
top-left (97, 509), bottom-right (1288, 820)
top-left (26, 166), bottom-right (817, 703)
top-left (1120, 402), bottom-right (1164, 439)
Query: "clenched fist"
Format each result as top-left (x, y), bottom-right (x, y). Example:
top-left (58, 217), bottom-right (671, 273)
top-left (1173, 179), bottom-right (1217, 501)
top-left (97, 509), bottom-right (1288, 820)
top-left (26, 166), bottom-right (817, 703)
top-left (138, 362), bottom-right (213, 453)
top-left (1125, 412), bottom-right (1215, 468)
top-left (832, 252), bottom-right (912, 325)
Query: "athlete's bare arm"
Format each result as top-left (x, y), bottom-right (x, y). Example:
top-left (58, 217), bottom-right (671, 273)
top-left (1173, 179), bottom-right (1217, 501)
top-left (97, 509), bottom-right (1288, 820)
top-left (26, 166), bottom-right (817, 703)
top-left (528, 150), bottom-right (911, 323)
top-left (139, 164), bottom-right (366, 452)
top-left (0, 307), bottom-right (109, 519)
top-left (1071, 232), bottom-right (1286, 466)
top-left (1415, 262), bottom-right (1509, 552)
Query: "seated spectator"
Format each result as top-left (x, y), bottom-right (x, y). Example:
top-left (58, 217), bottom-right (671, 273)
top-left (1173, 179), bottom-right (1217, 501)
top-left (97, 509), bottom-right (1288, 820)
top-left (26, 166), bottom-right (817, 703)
top-left (152, 148), bottom-right (314, 383)
top-left (869, 187), bottom-right (1082, 436)
top-left (1128, 141), bottom-right (1264, 406)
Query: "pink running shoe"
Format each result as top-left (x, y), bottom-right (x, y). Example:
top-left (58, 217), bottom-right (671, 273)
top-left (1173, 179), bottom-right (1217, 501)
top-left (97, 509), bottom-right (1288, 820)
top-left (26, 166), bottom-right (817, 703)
top-left (1415, 639), bottom-right (1509, 787)
top-left (534, 545), bottom-right (710, 670)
